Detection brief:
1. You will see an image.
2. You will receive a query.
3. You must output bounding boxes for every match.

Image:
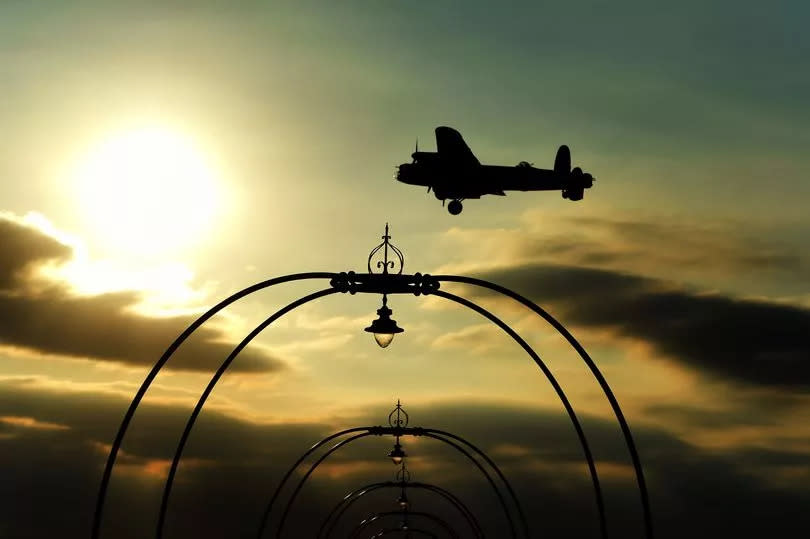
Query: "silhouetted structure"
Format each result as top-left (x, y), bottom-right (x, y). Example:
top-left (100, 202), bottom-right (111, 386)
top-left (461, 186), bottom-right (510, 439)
top-left (318, 467), bottom-right (485, 539)
top-left (91, 225), bottom-right (652, 539)
top-left (260, 402), bottom-right (521, 538)
top-left (351, 511), bottom-right (460, 539)
top-left (396, 126), bottom-right (594, 214)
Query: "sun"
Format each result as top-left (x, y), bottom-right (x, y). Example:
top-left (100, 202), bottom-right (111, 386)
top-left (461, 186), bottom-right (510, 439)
top-left (73, 127), bottom-right (222, 257)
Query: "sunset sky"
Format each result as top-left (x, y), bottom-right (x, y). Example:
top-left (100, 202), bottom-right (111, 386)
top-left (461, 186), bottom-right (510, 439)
top-left (1, 2), bottom-right (809, 538)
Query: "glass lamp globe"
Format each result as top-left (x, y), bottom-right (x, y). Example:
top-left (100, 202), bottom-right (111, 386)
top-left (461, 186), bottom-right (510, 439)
top-left (365, 301), bottom-right (404, 348)
top-left (388, 442), bottom-right (406, 464)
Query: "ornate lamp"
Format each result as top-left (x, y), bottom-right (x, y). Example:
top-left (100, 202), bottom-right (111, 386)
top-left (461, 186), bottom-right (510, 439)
top-left (387, 441), bottom-right (407, 465)
top-left (365, 295), bottom-right (404, 348)
top-left (387, 400), bottom-right (409, 464)
top-left (396, 491), bottom-right (409, 509)
top-left (396, 460), bottom-right (411, 509)
top-left (364, 224), bottom-right (406, 348)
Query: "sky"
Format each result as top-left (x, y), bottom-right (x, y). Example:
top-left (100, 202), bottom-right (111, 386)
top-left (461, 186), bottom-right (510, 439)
top-left (1, 1), bottom-right (809, 537)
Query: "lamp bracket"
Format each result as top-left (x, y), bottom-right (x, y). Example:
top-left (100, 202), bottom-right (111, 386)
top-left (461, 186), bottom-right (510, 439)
top-left (367, 426), bottom-right (426, 437)
top-left (330, 271), bottom-right (439, 296)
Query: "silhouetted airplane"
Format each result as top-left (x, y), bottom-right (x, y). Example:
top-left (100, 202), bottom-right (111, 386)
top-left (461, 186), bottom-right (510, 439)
top-left (396, 126), bottom-right (594, 215)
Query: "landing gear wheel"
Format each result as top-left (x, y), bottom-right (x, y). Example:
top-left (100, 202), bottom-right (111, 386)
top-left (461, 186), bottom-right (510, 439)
top-left (448, 199), bottom-right (463, 215)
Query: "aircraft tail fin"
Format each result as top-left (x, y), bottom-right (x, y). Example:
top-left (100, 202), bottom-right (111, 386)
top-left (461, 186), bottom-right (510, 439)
top-left (554, 145), bottom-right (571, 175)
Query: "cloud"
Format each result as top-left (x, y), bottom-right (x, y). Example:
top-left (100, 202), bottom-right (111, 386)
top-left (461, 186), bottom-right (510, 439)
top-left (474, 263), bottom-right (810, 390)
top-left (560, 214), bottom-right (806, 276)
top-left (0, 213), bottom-right (284, 373)
top-left (3, 381), bottom-right (808, 538)
top-left (0, 213), bottom-right (72, 290)
top-left (437, 212), bottom-right (810, 298)
top-left (645, 400), bottom-right (787, 430)
top-left (0, 415), bottom-right (70, 431)
top-left (430, 323), bottom-right (502, 354)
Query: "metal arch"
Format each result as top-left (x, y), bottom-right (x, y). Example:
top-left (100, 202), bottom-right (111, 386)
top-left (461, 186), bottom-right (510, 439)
top-left (255, 427), bottom-right (374, 538)
top-left (422, 428), bottom-right (528, 538)
top-left (318, 482), bottom-right (485, 539)
top-left (93, 267), bottom-right (649, 538)
top-left (91, 272), bottom-right (336, 539)
top-left (351, 511), bottom-right (460, 539)
top-left (321, 482), bottom-right (483, 539)
top-left (271, 433), bottom-right (375, 538)
top-left (271, 431), bottom-right (516, 539)
top-left (261, 429), bottom-right (520, 539)
top-left (418, 433), bottom-right (519, 539)
top-left (371, 528), bottom-right (437, 539)
top-left (156, 288), bottom-right (340, 538)
top-left (434, 275), bottom-right (654, 539)
top-left (258, 429), bottom-right (497, 539)
top-left (430, 289), bottom-right (606, 539)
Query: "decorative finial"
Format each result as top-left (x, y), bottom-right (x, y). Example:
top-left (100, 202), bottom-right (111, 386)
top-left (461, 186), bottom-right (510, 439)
top-left (388, 400), bottom-right (409, 428)
top-left (396, 460), bottom-right (411, 484)
top-left (368, 223), bottom-right (404, 275)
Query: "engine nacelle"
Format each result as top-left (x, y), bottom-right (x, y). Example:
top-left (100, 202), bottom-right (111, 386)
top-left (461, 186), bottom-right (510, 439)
top-left (563, 166), bottom-right (593, 201)
top-left (562, 188), bottom-right (584, 201)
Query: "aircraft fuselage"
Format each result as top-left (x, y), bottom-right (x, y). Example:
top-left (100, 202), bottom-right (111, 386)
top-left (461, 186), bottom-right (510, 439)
top-left (395, 126), bottom-right (594, 214)
top-left (397, 160), bottom-right (567, 200)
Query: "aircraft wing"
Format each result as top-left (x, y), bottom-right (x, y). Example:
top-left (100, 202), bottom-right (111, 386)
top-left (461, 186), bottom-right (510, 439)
top-left (435, 126), bottom-right (480, 167)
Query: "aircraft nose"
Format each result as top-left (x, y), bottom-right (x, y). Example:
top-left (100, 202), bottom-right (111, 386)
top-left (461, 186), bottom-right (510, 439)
top-left (396, 163), bottom-right (413, 183)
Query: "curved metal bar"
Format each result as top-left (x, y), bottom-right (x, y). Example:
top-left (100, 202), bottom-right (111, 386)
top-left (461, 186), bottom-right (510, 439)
top-left (319, 483), bottom-right (391, 539)
top-left (419, 432), bottom-right (517, 539)
top-left (274, 433), bottom-right (375, 538)
top-left (422, 427), bottom-right (528, 538)
top-left (156, 288), bottom-right (340, 538)
top-left (434, 275), bottom-right (654, 539)
top-left (351, 511), bottom-right (459, 539)
top-left (262, 431), bottom-right (516, 539)
top-left (371, 528), bottom-right (437, 538)
top-left (408, 483), bottom-right (484, 539)
top-left (431, 289), bottom-right (605, 539)
top-left (91, 272), bottom-right (336, 539)
top-left (255, 428), bottom-right (376, 538)
top-left (318, 482), bottom-right (484, 539)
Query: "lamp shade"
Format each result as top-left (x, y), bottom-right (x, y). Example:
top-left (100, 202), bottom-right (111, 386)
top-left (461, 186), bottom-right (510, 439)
top-left (365, 302), bottom-right (404, 348)
top-left (388, 441), bottom-right (406, 464)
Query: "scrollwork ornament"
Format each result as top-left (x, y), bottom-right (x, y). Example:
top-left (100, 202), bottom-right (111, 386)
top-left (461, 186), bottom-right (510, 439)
top-left (388, 400), bottom-right (410, 429)
top-left (368, 223), bottom-right (405, 275)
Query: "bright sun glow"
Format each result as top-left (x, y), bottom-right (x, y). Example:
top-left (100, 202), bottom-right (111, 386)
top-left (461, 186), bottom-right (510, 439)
top-left (73, 127), bottom-right (221, 256)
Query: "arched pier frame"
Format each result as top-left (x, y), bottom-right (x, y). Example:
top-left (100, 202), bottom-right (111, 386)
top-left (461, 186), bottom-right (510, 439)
top-left (259, 424), bottom-right (525, 538)
top-left (350, 510), bottom-right (460, 539)
top-left (317, 481), bottom-right (485, 539)
top-left (90, 269), bottom-right (653, 539)
top-left (371, 528), bottom-right (436, 538)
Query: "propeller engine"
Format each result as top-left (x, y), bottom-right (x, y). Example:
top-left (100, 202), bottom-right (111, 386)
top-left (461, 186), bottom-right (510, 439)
top-left (562, 166), bottom-right (594, 201)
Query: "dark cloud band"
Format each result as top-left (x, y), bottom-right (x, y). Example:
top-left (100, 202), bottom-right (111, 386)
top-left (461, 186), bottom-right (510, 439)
top-left (477, 264), bottom-right (810, 389)
top-left (0, 215), bottom-right (283, 373)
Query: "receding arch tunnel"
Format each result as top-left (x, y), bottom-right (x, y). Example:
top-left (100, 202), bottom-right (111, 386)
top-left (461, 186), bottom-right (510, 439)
top-left (92, 270), bottom-right (651, 539)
